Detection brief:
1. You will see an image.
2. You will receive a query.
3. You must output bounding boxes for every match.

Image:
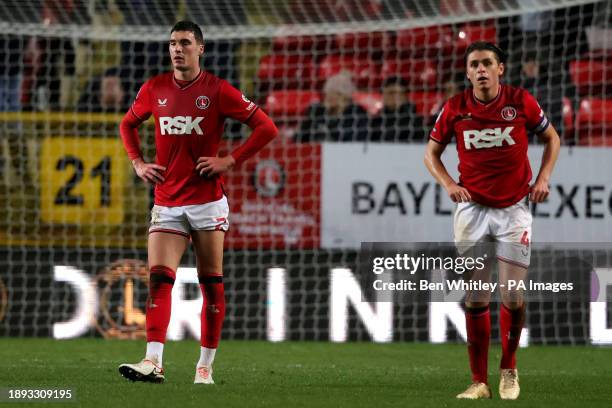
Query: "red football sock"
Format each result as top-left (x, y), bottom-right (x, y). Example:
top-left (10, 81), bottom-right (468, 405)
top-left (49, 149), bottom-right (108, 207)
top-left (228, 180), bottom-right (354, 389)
top-left (146, 265), bottom-right (176, 343)
top-left (465, 306), bottom-right (491, 384)
top-left (500, 303), bottom-right (525, 369)
top-left (199, 275), bottom-right (226, 349)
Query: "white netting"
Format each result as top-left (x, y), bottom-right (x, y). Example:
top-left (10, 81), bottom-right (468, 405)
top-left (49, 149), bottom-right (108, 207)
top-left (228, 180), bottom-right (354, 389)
top-left (0, 0), bottom-right (611, 344)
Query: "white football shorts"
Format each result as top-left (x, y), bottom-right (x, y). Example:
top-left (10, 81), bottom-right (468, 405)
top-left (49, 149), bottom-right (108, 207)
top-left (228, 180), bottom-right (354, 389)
top-left (149, 195), bottom-right (230, 237)
top-left (454, 199), bottom-right (532, 268)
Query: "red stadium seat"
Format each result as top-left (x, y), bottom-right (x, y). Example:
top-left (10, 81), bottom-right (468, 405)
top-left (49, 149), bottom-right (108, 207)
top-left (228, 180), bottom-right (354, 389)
top-left (288, 0), bottom-right (381, 23)
top-left (272, 32), bottom-right (334, 52)
top-left (569, 60), bottom-right (612, 95)
top-left (451, 23), bottom-right (497, 69)
top-left (456, 23), bottom-right (497, 44)
top-left (580, 135), bottom-right (612, 146)
top-left (257, 54), bottom-right (315, 89)
top-left (264, 90), bottom-right (320, 119)
top-left (454, 23), bottom-right (497, 50)
top-left (381, 59), bottom-right (438, 88)
top-left (353, 92), bottom-right (383, 116)
top-left (407, 91), bottom-right (446, 117)
top-left (576, 98), bottom-right (612, 144)
top-left (395, 25), bottom-right (453, 57)
top-left (335, 31), bottom-right (389, 55)
top-left (317, 55), bottom-right (382, 89)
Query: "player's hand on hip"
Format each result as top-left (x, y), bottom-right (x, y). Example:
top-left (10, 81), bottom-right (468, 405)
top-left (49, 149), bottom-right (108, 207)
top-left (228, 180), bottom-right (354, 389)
top-left (529, 178), bottom-right (549, 203)
top-left (447, 183), bottom-right (472, 203)
top-left (196, 155), bottom-right (235, 177)
top-left (132, 158), bottom-right (166, 184)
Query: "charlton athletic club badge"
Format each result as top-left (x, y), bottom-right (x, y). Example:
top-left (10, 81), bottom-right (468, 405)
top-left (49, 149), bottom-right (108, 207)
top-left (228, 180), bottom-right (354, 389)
top-left (196, 95), bottom-right (210, 110)
top-left (501, 106), bottom-right (517, 121)
top-left (253, 159), bottom-right (285, 197)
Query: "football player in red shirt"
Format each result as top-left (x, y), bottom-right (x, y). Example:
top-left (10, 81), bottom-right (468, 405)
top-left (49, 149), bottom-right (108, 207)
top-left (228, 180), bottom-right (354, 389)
top-left (118, 21), bottom-right (278, 384)
top-left (424, 42), bottom-right (560, 400)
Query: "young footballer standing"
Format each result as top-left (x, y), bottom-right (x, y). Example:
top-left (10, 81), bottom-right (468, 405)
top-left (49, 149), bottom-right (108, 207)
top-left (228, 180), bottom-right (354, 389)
top-left (118, 21), bottom-right (278, 384)
top-left (424, 41), bottom-right (560, 400)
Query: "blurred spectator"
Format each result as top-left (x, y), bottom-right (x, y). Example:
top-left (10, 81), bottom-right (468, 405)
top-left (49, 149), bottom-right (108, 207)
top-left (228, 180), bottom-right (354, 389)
top-left (0, 35), bottom-right (24, 112)
top-left (505, 0), bottom-right (553, 83)
top-left (29, 36), bottom-right (76, 110)
top-left (119, 1), bottom-right (185, 97)
top-left (22, 0), bottom-right (76, 111)
top-left (591, 0), bottom-right (611, 31)
top-left (429, 79), bottom-right (461, 126)
top-left (370, 76), bottom-right (423, 142)
top-left (517, 0), bottom-right (553, 38)
top-left (78, 67), bottom-right (128, 112)
top-left (75, 0), bottom-right (124, 103)
top-left (505, 3), bottom-right (594, 88)
top-left (517, 52), bottom-right (565, 139)
top-left (585, 1), bottom-right (610, 52)
top-left (295, 72), bottom-right (368, 142)
top-left (0, 35), bottom-right (32, 192)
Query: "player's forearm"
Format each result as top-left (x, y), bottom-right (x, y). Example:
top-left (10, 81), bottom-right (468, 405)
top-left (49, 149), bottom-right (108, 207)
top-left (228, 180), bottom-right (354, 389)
top-left (119, 111), bottom-right (144, 161)
top-left (230, 111), bottom-right (279, 165)
top-left (535, 128), bottom-right (560, 183)
top-left (424, 148), bottom-right (457, 190)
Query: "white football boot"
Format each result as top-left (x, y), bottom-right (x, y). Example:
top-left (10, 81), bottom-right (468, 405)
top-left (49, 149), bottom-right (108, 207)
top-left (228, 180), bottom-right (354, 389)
top-left (119, 358), bottom-right (165, 383)
top-left (499, 369), bottom-right (520, 400)
top-left (456, 382), bottom-right (492, 399)
top-left (194, 365), bottom-right (215, 384)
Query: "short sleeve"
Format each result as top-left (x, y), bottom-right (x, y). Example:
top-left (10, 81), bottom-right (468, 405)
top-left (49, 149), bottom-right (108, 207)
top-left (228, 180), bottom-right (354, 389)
top-left (130, 80), bottom-right (152, 121)
top-left (219, 80), bottom-right (259, 123)
top-left (523, 90), bottom-right (549, 134)
top-left (429, 101), bottom-right (454, 144)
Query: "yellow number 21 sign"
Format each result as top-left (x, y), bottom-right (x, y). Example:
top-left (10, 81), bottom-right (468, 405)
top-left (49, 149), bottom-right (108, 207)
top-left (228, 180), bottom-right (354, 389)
top-left (40, 137), bottom-right (128, 225)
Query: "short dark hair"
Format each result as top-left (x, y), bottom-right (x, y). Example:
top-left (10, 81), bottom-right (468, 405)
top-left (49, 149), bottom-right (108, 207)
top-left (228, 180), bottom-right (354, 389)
top-left (464, 41), bottom-right (507, 66)
top-left (171, 20), bottom-right (204, 44)
top-left (382, 76), bottom-right (408, 90)
top-left (522, 50), bottom-right (539, 63)
top-left (103, 67), bottom-right (120, 78)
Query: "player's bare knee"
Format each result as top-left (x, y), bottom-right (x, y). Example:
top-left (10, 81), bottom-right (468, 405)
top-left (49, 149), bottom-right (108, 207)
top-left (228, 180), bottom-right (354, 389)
top-left (465, 301), bottom-right (490, 309)
top-left (197, 265), bottom-right (223, 277)
top-left (501, 299), bottom-right (524, 310)
top-left (466, 289), bottom-right (491, 306)
top-left (500, 289), bottom-right (523, 309)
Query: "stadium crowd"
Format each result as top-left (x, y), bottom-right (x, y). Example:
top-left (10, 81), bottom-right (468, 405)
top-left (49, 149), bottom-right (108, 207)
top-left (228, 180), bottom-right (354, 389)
top-left (0, 0), bottom-right (609, 145)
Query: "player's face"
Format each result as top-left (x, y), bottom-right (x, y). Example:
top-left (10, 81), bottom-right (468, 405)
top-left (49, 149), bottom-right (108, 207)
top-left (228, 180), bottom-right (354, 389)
top-left (169, 31), bottom-right (204, 72)
top-left (466, 50), bottom-right (504, 93)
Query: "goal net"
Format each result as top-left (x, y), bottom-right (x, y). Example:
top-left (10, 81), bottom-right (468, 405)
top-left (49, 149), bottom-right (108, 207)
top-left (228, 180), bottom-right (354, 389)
top-left (0, 0), bottom-right (610, 345)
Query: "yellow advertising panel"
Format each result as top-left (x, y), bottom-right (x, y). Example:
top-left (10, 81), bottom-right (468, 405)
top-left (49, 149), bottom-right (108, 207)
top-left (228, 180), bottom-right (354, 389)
top-left (40, 137), bottom-right (127, 225)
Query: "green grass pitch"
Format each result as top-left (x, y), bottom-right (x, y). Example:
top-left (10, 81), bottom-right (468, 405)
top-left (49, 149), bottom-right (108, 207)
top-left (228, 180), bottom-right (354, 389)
top-left (0, 339), bottom-right (610, 407)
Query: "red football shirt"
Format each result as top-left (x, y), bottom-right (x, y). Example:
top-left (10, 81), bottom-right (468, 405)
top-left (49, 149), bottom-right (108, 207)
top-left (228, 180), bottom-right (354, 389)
top-left (129, 71), bottom-right (259, 206)
top-left (430, 84), bottom-right (549, 208)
